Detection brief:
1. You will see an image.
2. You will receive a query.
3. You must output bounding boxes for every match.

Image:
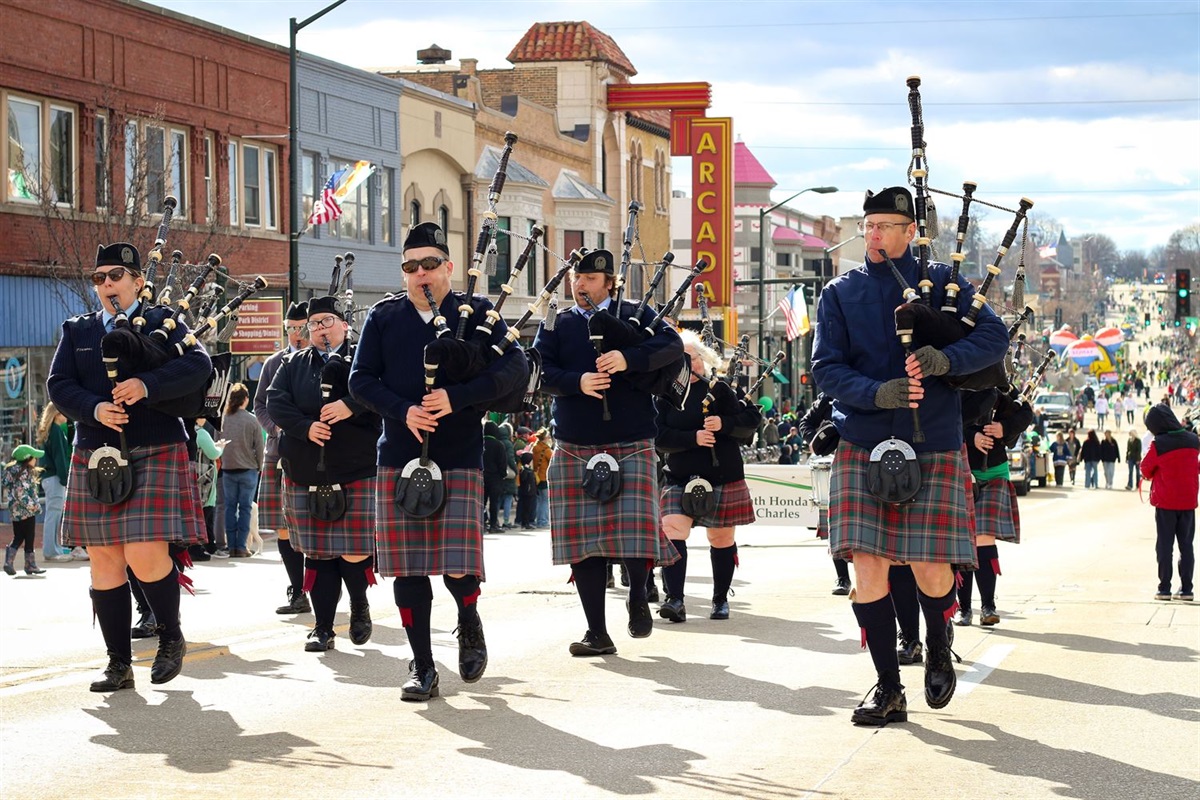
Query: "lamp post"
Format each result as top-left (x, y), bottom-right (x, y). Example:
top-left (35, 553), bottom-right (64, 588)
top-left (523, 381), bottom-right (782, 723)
top-left (757, 186), bottom-right (837, 365)
top-left (289, 0), bottom-right (349, 303)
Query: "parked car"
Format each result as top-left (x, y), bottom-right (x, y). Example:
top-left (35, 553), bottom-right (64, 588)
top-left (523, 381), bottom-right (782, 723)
top-left (1032, 391), bottom-right (1075, 430)
top-left (1008, 444), bottom-right (1031, 496)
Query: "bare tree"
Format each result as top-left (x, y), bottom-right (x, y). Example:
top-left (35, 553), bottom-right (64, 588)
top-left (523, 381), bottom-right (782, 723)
top-left (1164, 224), bottom-right (1200, 272)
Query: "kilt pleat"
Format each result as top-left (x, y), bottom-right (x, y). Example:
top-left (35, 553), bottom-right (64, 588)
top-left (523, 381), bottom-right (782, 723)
top-left (63, 443), bottom-right (204, 547)
top-left (661, 478), bottom-right (756, 529)
top-left (284, 475), bottom-right (378, 557)
top-left (828, 441), bottom-right (976, 568)
top-left (257, 457), bottom-right (287, 530)
top-left (974, 479), bottom-right (1021, 543)
top-left (549, 441), bottom-right (680, 567)
top-left (375, 467), bottom-right (485, 579)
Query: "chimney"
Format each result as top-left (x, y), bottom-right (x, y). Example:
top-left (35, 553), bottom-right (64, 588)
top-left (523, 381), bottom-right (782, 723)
top-left (417, 44), bottom-right (452, 65)
top-left (460, 58), bottom-right (478, 76)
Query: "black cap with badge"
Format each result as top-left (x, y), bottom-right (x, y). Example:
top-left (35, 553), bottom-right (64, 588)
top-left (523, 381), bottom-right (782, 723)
top-left (307, 295), bottom-right (344, 320)
top-left (286, 301), bottom-right (309, 321)
top-left (95, 242), bottom-right (141, 273)
top-left (574, 248), bottom-right (615, 275)
top-left (863, 187), bottom-right (916, 220)
top-left (403, 221), bottom-right (450, 256)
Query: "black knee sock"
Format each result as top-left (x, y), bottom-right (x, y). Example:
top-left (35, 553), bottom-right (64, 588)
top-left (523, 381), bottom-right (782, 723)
top-left (624, 558), bottom-right (649, 605)
top-left (91, 584), bottom-right (133, 664)
top-left (888, 565), bottom-right (921, 642)
top-left (127, 567), bottom-right (151, 616)
top-left (975, 545), bottom-right (999, 608)
top-left (661, 539), bottom-right (688, 600)
top-left (443, 574), bottom-right (481, 625)
top-left (833, 557), bottom-right (850, 582)
top-left (339, 555), bottom-right (374, 609)
top-left (278, 537), bottom-right (307, 594)
top-left (852, 597), bottom-right (901, 690)
top-left (710, 543), bottom-right (737, 603)
top-left (394, 576), bottom-right (434, 667)
top-left (918, 586), bottom-right (958, 650)
top-left (957, 569), bottom-right (975, 613)
top-left (571, 557), bottom-right (608, 636)
top-left (137, 566), bottom-right (182, 640)
top-left (306, 557), bottom-right (342, 631)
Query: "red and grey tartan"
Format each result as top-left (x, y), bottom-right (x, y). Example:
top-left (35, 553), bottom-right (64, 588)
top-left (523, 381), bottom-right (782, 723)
top-left (284, 475), bottom-right (378, 558)
top-left (974, 478), bottom-right (1021, 544)
top-left (257, 456), bottom-right (288, 531)
top-left (62, 443), bottom-right (204, 547)
top-left (828, 441), bottom-right (977, 568)
top-left (548, 440), bottom-right (680, 567)
top-left (374, 467), bottom-right (485, 579)
top-left (661, 478), bottom-right (756, 529)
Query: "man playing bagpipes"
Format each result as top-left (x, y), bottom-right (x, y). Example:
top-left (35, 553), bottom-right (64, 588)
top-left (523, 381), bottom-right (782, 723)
top-left (348, 222), bottom-right (528, 701)
top-left (267, 296), bottom-right (381, 653)
top-left (47, 242), bottom-right (212, 692)
top-left (254, 301), bottom-right (312, 615)
top-left (532, 249), bottom-right (684, 657)
top-left (811, 187), bottom-right (1009, 726)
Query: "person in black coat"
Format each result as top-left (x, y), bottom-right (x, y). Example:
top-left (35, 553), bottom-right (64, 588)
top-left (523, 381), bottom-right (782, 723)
top-left (1081, 429), bottom-right (1102, 489)
top-left (1099, 430), bottom-right (1121, 489)
top-left (482, 422), bottom-right (508, 533)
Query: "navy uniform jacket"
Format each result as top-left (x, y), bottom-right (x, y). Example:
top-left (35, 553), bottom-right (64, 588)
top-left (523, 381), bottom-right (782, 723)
top-left (348, 292), bottom-right (527, 471)
top-left (47, 304), bottom-right (212, 450)
top-left (254, 346), bottom-right (291, 461)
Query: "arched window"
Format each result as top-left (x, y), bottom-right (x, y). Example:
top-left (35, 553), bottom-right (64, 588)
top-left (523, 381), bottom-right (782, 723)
top-left (409, 199), bottom-right (421, 228)
top-left (439, 204), bottom-right (449, 233)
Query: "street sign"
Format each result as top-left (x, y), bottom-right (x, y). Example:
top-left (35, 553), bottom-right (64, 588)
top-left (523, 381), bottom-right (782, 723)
top-left (229, 298), bottom-right (284, 355)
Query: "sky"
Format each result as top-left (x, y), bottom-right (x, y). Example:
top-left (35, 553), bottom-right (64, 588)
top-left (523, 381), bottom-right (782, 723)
top-left (151, 0), bottom-right (1200, 254)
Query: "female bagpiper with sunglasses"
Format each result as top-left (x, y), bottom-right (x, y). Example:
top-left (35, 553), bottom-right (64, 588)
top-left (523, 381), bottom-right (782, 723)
top-left (47, 242), bottom-right (211, 692)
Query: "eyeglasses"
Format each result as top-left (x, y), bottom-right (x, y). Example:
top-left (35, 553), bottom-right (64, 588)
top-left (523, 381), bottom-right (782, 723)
top-left (306, 316), bottom-right (340, 333)
top-left (857, 221), bottom-right (911, 235)
top-left (90, 267), bottom-right (134, 285)
top-left (401, 256), bottom-right (446, 274)
top-left (284, 324), bottom-right (308, 335)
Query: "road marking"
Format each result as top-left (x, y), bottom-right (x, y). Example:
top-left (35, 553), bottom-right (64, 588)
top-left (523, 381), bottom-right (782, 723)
top-left (956, 644), bottom-right (1015, 697)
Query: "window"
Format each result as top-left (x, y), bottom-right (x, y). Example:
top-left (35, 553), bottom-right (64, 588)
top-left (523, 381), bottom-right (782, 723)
top-left (226, 139), bottom-right (279, 229)
top-left (301, 152), bottom-right (316, 227)
top-left (776, 252), bottom-right (792, 267)
top-left (49, 107), bottom-right (74, 206)
top-left (203, 135), bottom-right (214, 223)
top-left (438, 204), bottom-right (449, 236)
top-left (487, 216), bottom-right (512, 294)
top-left (7, 97), bottom-right (41, 202)
top-left (243, 145), bottom-right (260, 226)
top-left (263, 149), bottom-right (277, 230)
top-left (332, 160), bottom-right (366, 241)
top-left (597, 232), bottom-right (606, 251)
top-left (4, 95), bottom-right (78, 206)
top-left (409, 199), bottom-right (421, 228)
top-left (95, 112), bottom-right (109, 210)
top-left (379, 168), bottom-right (392, 245)
top-left (227, 141), bottom-right (238, 225)
top-left (654, 149), bottom-right (667, 212)
top-left (124, 119), bottom-right (187, 218)
top-left (564, 229), bottom-right (584, 257)
top-left (526, 219), bottom-right (538, 294)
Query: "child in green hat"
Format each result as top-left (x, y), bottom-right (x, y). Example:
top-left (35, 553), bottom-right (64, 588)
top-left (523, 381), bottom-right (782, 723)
top-left (3, 444), bottom-right (47, 576)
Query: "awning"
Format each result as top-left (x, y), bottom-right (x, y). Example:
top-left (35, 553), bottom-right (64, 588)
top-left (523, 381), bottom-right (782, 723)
top-left (771, 368), bottom-right (789, 384)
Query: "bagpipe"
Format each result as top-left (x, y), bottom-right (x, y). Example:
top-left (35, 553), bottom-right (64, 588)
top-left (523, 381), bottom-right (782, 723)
top-left (888, 76), bottom-right (1037, 443)
top-left (309, 339), bottom-right (350, 522)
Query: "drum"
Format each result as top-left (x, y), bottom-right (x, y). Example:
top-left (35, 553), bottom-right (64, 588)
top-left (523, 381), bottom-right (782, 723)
top-left (809, 455), bottom-right (834, 508)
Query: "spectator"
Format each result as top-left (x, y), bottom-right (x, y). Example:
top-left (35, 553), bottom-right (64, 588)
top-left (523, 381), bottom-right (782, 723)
top-left (220, 384), bottom-right (264, 558)
top-left (1081, 429), bottom-right (1101, 489)
top-left (1049, 431), bottom-right (1071, 487)
top-left (532, 429), bottom-right (552, 528)
top-left (1095, 394), bottom-right (1109, 431)
top-left (1141, 403), bottom-right (1199, 602)
top-left (482, 422), bottom-right (508, 533)
top-left (1124, 393), bottom-right (1138, 426)
top-left (1111, 392), bottom-right (1124, 430)
top-left (498, 422), bottom-right (519, 528)
top-left (1125, 429), bottom-right (1142, 491)
top-left (194, 417), bottom-right (226, 557)
top-left (1099, 430), bottom-right (1120, 489)
top-left (3, 444), bottom-right (46, 576)
top-left (517, 452), bottom-right (537, 530)
top-left (35, 403), bottom-right (73, 562)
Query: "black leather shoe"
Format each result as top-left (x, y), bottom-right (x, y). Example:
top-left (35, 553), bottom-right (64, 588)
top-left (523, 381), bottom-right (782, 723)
top-left (276, 587), bottom-right (312, 615)
top-left (569, 630), bottom-right (617, 656)
top-left (851, 683), bottom-right (907, 726)
top-left (455, 616), bottom-right (488, 683)
top-left (90, 658), bottom-right (134, 693)
top-left (952, 608), bottom-right (973, 626)
top-left (401, 662), bottom-right (440, 701)
top-left (710, 600), bottom-right (730, 620)
top-left (349, 603), bottom-right (373, 645)
top-left (619, 563), bottom-right (630, 587)
top-left (304, 627), bottom-right (336, 652)
top-left (646, 581), bottom-right (660, 603)
top-left (924, 643), bottom-right (957, 709)
top-left (658, 597), bottom-right (686, 622)
top-left (979, 606), bottom-right (1000, 626)
top-left (832, 578), bottom-right (851, 596)
top-left (150, 637), bottom-right (187, 684)
top-left (627, 599), bottom-right (653, 638)
top-left (130, 609), bottom-right (158, 639)
top-left (897, 637), bottom-right (923, 665)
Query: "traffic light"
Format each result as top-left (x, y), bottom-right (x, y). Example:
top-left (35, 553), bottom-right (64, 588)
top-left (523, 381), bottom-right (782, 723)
top-left (1177, 269), bottom-right (1192, 320)
top-left (1054, 307), bottom-right (1063, 328)
top-left (1144, 312), bottom-right (1151, 328)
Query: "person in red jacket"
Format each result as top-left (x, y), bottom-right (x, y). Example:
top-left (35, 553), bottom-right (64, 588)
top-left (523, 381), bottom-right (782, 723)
top-left (1140, 403), bottom-right (1199, 602)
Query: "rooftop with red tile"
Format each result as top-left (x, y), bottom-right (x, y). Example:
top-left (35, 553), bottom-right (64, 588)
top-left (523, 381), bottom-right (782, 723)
top-left (508, 21), bottom-right (637, 76)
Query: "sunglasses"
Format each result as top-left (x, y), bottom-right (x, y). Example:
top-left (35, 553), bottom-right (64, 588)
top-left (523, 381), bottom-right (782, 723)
top-left (401, 256), bottom-right (446, 274)
top-left (90, 267), bottom-right (136, 285)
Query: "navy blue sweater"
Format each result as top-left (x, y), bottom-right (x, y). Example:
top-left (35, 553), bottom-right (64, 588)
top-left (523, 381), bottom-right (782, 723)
top-left (348, 292), bottom-right (527, 471)
top-left (656, 377), bottom-right (762, 486)
top-left (811, 251), bottom-right (1010, 452)
top-left (47, 305), bottom-right (212, 450)
top-left (533, 302), bottom-right (684, 446)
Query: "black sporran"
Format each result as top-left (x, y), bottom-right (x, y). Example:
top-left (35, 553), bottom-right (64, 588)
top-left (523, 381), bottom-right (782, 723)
top-left (86, 445), bottom-right (134, 506)
top-left (680, 476), bottom-right (716, 519)
top-left (581, 452), bottom-right (621, 502)
top-left (395, 459), bottom-right (446, 518)
top-left (866, 438), bottom-right (922, 505)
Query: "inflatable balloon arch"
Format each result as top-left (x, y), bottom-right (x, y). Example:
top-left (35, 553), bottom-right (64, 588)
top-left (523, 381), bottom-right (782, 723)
top-left (1045, 324), bottom-right (1126, 384)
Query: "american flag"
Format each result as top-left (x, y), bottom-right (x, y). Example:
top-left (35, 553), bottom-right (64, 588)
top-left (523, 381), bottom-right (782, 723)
top-left (778, 286), bottom-right (809, 342)
top-left (307, 169), bottom-right (346, 227)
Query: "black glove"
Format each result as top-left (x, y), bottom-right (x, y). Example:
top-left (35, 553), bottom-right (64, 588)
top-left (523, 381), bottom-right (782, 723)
top-left (912, 345), bottom-right (950, 377)
top-left (876, 378), bottom-right (916, 409)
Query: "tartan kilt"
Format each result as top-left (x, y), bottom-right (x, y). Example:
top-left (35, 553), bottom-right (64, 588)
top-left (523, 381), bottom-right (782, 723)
top-left (62, 443), bottom-right (204, 547)
top-left (828, 441), bottom-right (976, 568)
top-left (661, 478), bottom-right (756, 529)
top-left (549, 440), bottom-right (680, 567)
top-left (257, 456), bottom-right (287, 530)
top-left (284, 475), bottom-right (378, 558)
top-left (375, 467), bottom-right (485, 579)
top-left (974, 479), bottom-right (1021, 543)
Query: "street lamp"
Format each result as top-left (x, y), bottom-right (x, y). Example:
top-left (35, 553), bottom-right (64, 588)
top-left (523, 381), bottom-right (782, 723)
top-left (757, 186), bottom-right (837, 364)
top-left (289, 0), bottom-right (349, 303)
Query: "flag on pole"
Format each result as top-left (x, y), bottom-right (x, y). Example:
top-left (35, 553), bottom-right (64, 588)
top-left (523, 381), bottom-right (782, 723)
top-left (332, 160), bottom-right (375, 202)
top-left (308, 168), bottom-right (346, 227)
top-left (778, 286), bottom-right (810, 341)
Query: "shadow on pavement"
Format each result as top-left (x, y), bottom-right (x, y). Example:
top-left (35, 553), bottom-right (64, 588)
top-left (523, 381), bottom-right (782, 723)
top-left (593, 655), bottom-right (859, 718)
top-left (906, 719), bottom-right (1198, 800)
top-left (986, 628), bottom-right (1199, 662)
top-left (139, 641), bottom-right (293, 682)
top-left (648, 607), bottom-right (855, 654)
top-left (979, 666), bottom-right (1199, 723)
top-left (87, 690), bottom-right (386, 774)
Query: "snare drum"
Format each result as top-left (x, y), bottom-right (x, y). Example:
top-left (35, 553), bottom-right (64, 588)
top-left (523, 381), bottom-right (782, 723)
top-left (809, 455), bottom-right (833, 508)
